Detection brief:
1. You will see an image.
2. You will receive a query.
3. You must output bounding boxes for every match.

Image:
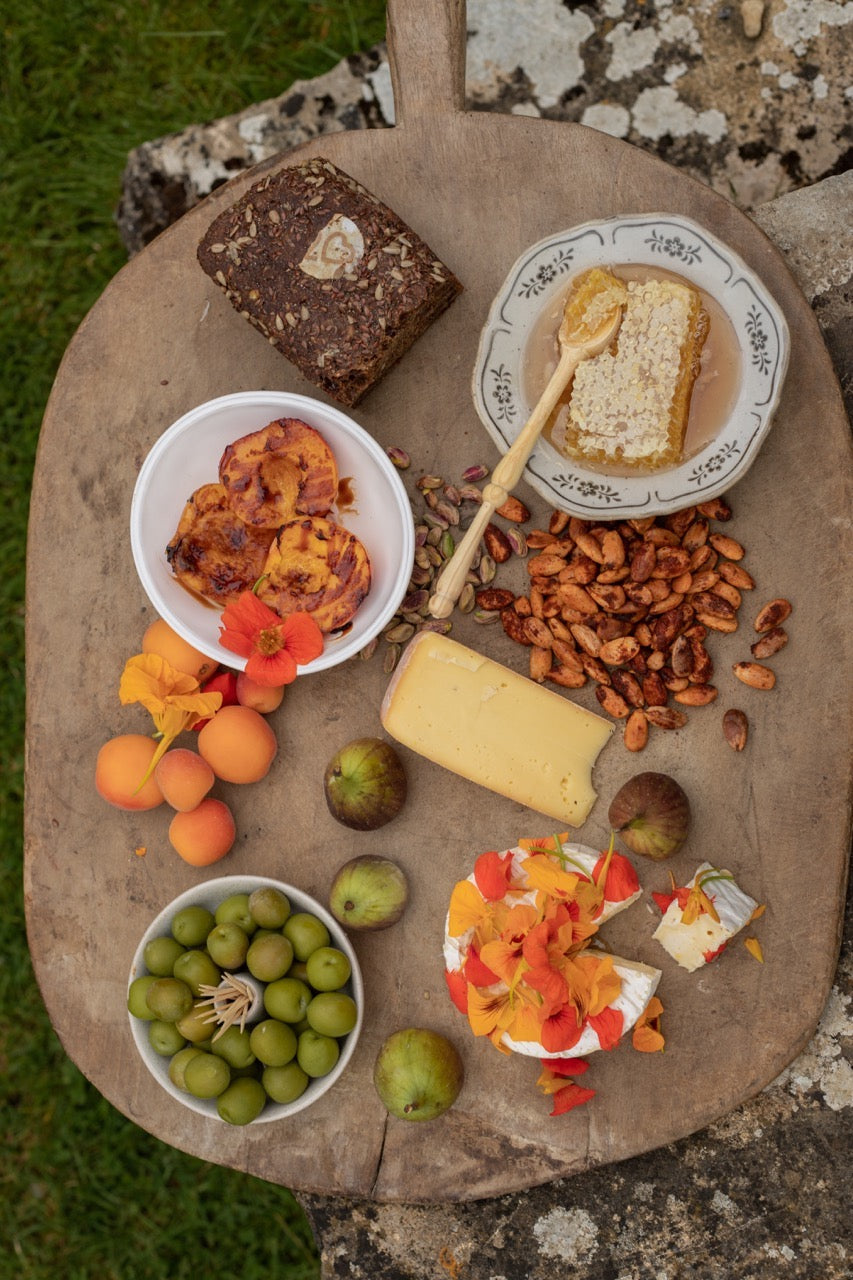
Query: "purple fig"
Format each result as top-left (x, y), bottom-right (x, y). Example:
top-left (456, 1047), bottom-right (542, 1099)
top-left (608, 771), bottom-right (690, 860)
top-left (323, 737), bottom-right (407, 831)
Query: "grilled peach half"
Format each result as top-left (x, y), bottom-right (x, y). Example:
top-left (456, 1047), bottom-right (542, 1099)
top-left (256, 516), bottom-right (371, 633)
top-left (218, 417), bottom-right (338, 529)
top-left (166, 482), bottom-right (274, 603)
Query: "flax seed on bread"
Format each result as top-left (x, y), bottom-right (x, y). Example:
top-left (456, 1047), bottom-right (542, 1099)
top-left (554, 275), bottom-right (709, 470)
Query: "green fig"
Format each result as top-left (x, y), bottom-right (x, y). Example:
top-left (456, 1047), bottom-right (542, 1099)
top-left (323, 737), bottom-right (407, 831)
top-left (328, 855), bottom-right (409, 931)
top-left (608, 771), bottom-right (691, 860)
top-left (373, 1028), bottom-right (463, 1122)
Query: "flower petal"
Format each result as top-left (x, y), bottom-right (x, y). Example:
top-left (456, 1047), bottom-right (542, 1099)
top-left (444, 969), bottom-right (469, 1014)
top-left (548, 1081), bottom-right (596, 1116)
top-left (474, 850), bottom-right (515, 901)
top-left (744, 937), bottom-right (764, 963)
top-left (246, 649), bottom-right (298, 686)
top-left (280, 611), bottom-right (325, 665)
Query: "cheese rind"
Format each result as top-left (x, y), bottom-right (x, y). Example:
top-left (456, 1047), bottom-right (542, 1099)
top-left (380, 633), bottom-right (614, 826)
top-left (501, 956), bottom-right (661, 1057)
top-left (652, 861), bottom-right (758, 972)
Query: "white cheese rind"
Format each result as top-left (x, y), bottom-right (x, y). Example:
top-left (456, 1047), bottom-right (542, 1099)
top-left (444, 844), bottom-right (659, 1058)
top-left (652, 860), bottom-right (758, 972)
top-left (501, 956), bottom-right (661, 1058)
top-left (380, 632), bottom-right (614, 827)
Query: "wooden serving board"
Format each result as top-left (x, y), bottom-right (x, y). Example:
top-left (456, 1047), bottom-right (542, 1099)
top-left (25, 0), bottom-right (851, 1202)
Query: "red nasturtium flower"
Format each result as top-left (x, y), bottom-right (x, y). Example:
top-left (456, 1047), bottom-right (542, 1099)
top-left (537, 1057), bottom-right (595, 1116)
top-left (219, 592), bottom-right (324, 686)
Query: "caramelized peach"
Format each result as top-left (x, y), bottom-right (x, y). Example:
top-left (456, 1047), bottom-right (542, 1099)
top-left (154, 748), bottom-right (215, 812)
top-left (197, 705), bottom-right (277, 783)
top-left (169, 798), bottom-right (236, 866)
top-left (236, 672), bottom-right (285, 714)
top-left (142, 618), bottom-right (218, 682)
top-left (95, 734), bottom-right (165, 811)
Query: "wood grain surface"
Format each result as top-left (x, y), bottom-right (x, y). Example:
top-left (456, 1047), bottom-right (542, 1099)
top-left (24, 0), bottom-right (851, 1201)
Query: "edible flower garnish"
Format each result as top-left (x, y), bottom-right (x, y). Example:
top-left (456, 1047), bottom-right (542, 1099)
top-left (536, 1057), bottom-right (596, 1116)
top-left (632, 996), bottom-right (665, 1053)
top-left (744, 937), bottom-right (764, 963)
top-left (446, 833), bottom-right (654, 1116)
top-left (652, 866), bottom-right (734, 924)
top-left (219, 591), bottom-right (324, 686)
top-left (119, 653), bottom-right (223, 784)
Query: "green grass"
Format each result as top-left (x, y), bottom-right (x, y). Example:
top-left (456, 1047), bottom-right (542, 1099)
top-left (1, 4), bottom-right (386, 1276)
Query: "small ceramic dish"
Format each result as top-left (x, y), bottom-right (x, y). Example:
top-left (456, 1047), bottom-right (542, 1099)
top-left (472, 213), bottom-right (790, 518)
top-left (130, 391), bottom-right (415, 672)
top-left (128, 875), bottom-right (364, 1123)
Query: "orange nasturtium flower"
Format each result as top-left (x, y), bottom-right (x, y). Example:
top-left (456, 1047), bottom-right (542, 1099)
top-left (219, 591), bottom-right (324, 686)
top-left (536, 1057), bottom-right (596, 1116)
top-left (632, 996), bottom-right (665, 1053)
top-left (119, 653), bottom-right (223, 784)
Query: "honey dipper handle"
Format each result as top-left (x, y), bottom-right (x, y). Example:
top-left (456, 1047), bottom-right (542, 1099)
top-left (428, 348), bottom-right (579, 619)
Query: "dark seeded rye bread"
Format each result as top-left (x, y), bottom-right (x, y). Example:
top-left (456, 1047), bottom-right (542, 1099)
top-left (197, 157), bottom-right (463, 406)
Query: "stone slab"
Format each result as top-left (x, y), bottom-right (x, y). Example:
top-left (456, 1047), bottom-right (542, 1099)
top-left (117, 0), bottom-right (853, 254)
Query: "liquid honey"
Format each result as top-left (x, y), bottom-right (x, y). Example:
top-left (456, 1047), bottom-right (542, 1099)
top-left (522, 263), bottom-right (742, 476)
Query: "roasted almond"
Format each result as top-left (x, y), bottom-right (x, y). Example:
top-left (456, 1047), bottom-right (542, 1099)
top-left (642, 671), bottom-right (669, 706)
top-left (629, 542), bottom-right (657, 582)
top-left (754, 598), bottom-right (792, 632)
top-left (515, 593), bottom-right (533, 618)
top-left (595, 685), bottom-right (632, 718)
top-left (496, 495), bottom-right (530, 523)
top-left (733, 660), bottom-right (776, 689)
top-left (580, 653), bottom-right (612, 685)
top-left (529, 646), bottom-right (553, 683)
top-left (551, 639), bottom-right (584, 672)
top-left (570, 623), bottom-right (601, 656)
top-left (696, 610), bottom-right (738, 633)
top-left (711, 580), bottom-right (742, 609)
top-left (475, 587), bottom-right (515, 612)
top-left (549, 510), bottom-right (570, 535)
top-left (751, 626), bottom-right (788, 659)
top-left (623, 708), bottom-right (649, 752)
top-left (601, 529), bottom-right (626, 570)
top-left (644, 705), bottom-right (688, 730)
top-left (548, 664), bottom-right (587, 689)
top-left (526, 529), bottom-right (554, 549)
top-left (611, 669), bottom-right (644, 707)
top-left (697, 496), bottom-right (732, 521)
top-left (500, 605), bottom-right (532, 645)
top-left (527, 552), bottom-right (566, 577)
top-left (681, 518), bottom-right (710, 552)
top-left (523, 616), bottom-right (554, 648)
top-left (558, 583), bottom-right (599, 615)
top-left (484, 523), bottom-right (512, 564)
top-left (723, 708), bottom-right (749, 751)
top-left (709, 532), bottom-right (745, 560)
top-left (599, 635), bottom-right (641, 666)
top-left (718, 561), bottom-right (755, 590)
top-left (674, 683), bottom-right (718, 706)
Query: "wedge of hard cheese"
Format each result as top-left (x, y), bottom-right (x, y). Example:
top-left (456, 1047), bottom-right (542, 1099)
top-left (380, 633), bottom-right (614, 826)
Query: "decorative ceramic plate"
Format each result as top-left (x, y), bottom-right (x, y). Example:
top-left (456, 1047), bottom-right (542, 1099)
top-left (472, 213), bottom-right (790, 518)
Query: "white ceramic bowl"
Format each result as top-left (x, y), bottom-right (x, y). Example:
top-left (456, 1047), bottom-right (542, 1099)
top-left (128, 875), bottom-right (364, 1123)
top-left (472, 213), bottom-right (790, 518)
top-left (130, 392), bottom-right (415, 672)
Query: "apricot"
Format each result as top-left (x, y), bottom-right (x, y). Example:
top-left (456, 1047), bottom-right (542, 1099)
top-left (236, 672), bottom-right (285, 714)
top-left (197, 705), bottom-right (277, 784)
top-left (95, 734), bottom-right (165, 811)
top-left (142, 618), bottom-right (218, 683)
top-left (169, 798), bottom-right (236, 866)
top-left (154, 748), bottom-right (215, 812)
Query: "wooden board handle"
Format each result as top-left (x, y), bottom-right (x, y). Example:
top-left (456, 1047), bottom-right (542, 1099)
top-left (386, 0), bottom-right (467, 125)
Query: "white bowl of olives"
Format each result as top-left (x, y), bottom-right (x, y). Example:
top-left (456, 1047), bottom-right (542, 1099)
top-left (127, 876), bottom-right (363, 1124)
